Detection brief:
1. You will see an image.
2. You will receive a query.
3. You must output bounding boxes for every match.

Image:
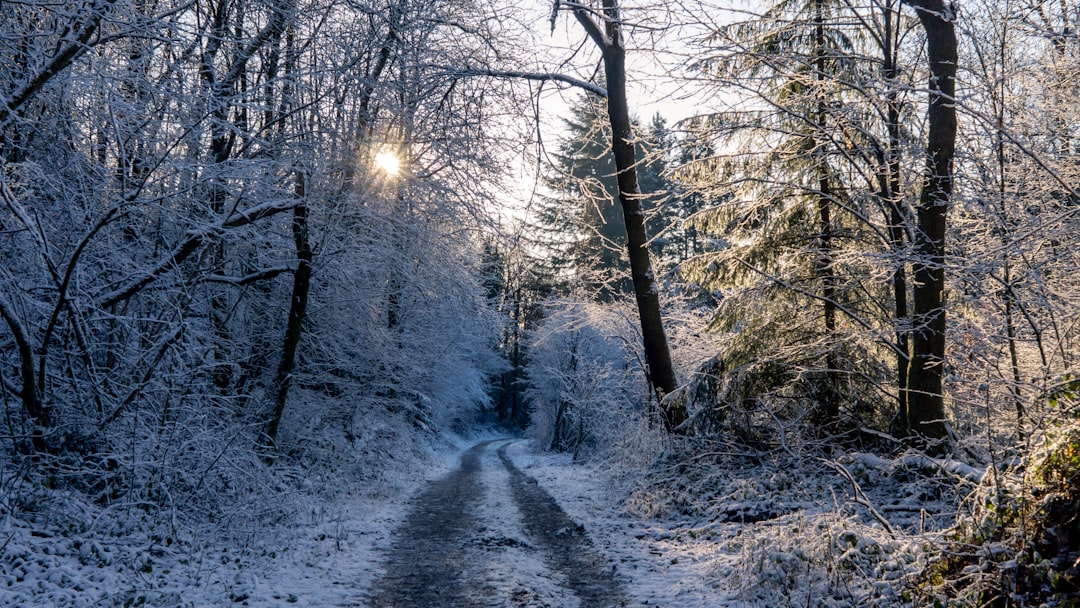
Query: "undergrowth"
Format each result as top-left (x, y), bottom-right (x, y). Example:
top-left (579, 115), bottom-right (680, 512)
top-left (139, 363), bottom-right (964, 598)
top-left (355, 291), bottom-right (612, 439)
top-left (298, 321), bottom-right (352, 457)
top-left (911, 422), bottom-right (1080, 607)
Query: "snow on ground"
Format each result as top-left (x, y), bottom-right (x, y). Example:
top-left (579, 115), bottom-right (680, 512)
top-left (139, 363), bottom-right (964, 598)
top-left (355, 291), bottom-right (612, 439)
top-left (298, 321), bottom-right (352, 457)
top-left (468, 442), bottom-right (582, 607)
top-left (3, 430), bottom-right (959, 606)
top-left (501, 439), bottom-right (946, 608)
top-left (502, 440), bottom-right (731, 607)
top-left (0, 429), bottom-right (478, 607)
top-left (229, 431), bottom-right (502, 607)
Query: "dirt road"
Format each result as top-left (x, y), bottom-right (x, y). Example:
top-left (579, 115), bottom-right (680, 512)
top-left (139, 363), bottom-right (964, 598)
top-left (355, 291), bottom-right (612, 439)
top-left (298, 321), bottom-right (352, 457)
top-left (365, 439), bottom-right (626, 607)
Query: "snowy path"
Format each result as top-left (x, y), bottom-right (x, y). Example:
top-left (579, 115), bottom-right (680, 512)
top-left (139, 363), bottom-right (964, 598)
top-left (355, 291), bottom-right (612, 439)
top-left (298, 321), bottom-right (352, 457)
top-left (363, 439), bottom-right (626, 608)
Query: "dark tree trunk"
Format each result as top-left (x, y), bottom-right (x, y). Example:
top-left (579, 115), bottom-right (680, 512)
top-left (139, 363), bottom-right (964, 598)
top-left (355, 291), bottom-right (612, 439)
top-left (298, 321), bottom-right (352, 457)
top-left (813, 0), bottom-right (840, 424)
top-left (879, 1), bottom-right (912, 425)
top-left (0, 301), bottom-right (47, 452)
top-left (902, 0), bottom-right (956, 447)
top-left (199, 0), bottom-right (290, 391)
top-left (266, 173), bottom-right (313, 448)
top-left (573, 0), bottom-right (686, 432)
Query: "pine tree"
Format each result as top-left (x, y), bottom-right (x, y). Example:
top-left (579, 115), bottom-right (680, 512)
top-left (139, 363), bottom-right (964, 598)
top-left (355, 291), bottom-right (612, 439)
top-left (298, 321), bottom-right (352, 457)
top-left (679, 0), bottom-right (931, 433)
top-left (532, 96), bottom-right (678, 300)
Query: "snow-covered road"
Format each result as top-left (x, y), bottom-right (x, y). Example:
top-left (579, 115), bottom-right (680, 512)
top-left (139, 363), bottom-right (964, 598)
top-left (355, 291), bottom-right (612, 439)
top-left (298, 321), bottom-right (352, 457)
top-left (365, 439), bottom-right (626, 607)
top-left (223, 437), bottom-right (729, 607)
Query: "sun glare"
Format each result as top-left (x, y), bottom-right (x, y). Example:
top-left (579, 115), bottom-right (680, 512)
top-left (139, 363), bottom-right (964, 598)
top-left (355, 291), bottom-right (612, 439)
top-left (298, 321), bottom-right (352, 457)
top-left (374, 152), bottom-right (400, 176)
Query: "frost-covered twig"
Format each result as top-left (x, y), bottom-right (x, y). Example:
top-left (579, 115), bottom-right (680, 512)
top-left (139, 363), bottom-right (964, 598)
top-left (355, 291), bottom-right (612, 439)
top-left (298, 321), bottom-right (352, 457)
top-left (823, 459), bottom-right (897, 538)
top-left (97, 198), bottom-right (298, 308)
top-left (447, 67), bottom-right (608, 98)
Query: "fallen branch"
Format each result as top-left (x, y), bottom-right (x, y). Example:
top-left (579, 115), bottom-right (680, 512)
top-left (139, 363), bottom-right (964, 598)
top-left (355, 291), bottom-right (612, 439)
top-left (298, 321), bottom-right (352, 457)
top-left (823, 458), bottom-right (897, 538)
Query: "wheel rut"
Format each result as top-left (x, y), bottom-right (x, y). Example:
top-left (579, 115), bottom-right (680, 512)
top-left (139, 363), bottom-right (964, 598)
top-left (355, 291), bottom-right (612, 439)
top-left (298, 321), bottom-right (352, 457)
top-left (361, 440), bottom-right (626, 607)
top-left (496, 444), bottom-right (627, 608)
top-left (366, 441), bottom-right (489, 607)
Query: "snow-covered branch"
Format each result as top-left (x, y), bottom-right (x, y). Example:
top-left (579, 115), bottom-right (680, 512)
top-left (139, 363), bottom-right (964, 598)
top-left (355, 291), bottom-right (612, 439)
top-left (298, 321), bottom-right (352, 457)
top-left (97, 198), bottom-right (298, 308)
top-left (0, 0), bottom-right (120, 128)
top-left (451, 67), bottom-right (607, 98)
top-left (206, 267), bottom-right (293, 286)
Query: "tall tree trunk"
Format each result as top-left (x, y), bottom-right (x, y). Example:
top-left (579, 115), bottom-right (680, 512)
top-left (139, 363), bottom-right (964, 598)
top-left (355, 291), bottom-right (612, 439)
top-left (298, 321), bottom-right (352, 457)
top-left (0, 298), bottom-right (47, 452)
top-left (572, 0), bottom-right (686, 432)
top-left (880, 0), bottom-right (912, 422)
top-left (902, 0), bottom-right (957, 447)
top-left (266, 172), bottom-right (313, 448)
top-left (813, 0), bottom-right (840, 424)
top-left (992, 28), bottom-right (1026, 433)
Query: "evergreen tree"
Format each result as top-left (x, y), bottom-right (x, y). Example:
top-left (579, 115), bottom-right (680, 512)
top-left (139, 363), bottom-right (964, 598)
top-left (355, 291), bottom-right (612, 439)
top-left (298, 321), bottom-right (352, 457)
top-left (532, 94), bottom-right (629, 299)
top-left (531, 96), bottom-right (678, 300)
top-left (681, 0), bottom-right (917, 431)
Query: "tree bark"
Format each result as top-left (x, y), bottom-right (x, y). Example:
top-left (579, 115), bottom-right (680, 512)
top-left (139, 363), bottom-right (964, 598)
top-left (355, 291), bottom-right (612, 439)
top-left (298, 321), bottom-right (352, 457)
top-left (572, 0), bottom-right (686, 431)
top-left (813, 0), bottom-right (840, 424)
top-left (266, 172), bottom-right (313, 448)
top-left (878, 0), bottom-right (912, 427)
top-left (0, 296), bottom-right (47, 452)
top-left (902, 0), bottom-right (957, 447)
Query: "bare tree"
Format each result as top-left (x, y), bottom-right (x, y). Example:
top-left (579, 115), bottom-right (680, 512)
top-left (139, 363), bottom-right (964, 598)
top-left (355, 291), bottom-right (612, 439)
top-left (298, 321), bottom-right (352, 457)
top-left (555, 0), bottom-right (687, 431)
top-left (899, 0), bottom-right (957, 447)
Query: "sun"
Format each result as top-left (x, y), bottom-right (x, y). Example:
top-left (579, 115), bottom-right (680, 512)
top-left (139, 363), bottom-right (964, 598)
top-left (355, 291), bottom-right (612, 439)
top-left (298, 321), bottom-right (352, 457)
top-left (374, 152), bottom-right (400, 176)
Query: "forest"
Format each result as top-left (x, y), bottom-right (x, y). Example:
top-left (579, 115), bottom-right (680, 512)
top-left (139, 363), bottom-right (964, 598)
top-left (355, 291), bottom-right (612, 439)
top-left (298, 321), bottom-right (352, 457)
top-left (1, 0), bottom-right (1078, 605)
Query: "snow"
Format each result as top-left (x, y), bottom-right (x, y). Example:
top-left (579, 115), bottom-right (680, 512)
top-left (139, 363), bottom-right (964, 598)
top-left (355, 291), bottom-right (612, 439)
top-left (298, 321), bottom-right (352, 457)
top-left (468, 445), bottom-right (583, 607)
top-left (500, 440), bottom-right (729, 607)
top-left (2, 430), bottom-right (964, 607)
top-left (0, 431), bottom-right (471, 607)
top-left (497, 439), bottom-right (951, 607)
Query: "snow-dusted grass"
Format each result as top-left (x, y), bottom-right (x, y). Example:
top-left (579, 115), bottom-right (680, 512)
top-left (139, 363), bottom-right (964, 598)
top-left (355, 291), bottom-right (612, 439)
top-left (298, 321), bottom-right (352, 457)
top-left (0, 481), bottom-right (384, 607)
top-left (502, 436), bottom-right (974, 607)
top-left (0, 410), bottom-right (496, 607)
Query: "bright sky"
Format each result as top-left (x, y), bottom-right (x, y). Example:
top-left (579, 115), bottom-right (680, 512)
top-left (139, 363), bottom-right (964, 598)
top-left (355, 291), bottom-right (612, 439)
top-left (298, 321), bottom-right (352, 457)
top-left (526, 1), bottom-right (708, 133)
top-left (503, 1), bottom-right (715, 226)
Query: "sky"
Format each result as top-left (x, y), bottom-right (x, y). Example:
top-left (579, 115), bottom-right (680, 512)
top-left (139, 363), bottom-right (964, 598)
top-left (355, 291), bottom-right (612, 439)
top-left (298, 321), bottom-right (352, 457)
top-left (502, 0), bottom-right (715, 226)
top-left (526, 1), bottom-right (709, 132)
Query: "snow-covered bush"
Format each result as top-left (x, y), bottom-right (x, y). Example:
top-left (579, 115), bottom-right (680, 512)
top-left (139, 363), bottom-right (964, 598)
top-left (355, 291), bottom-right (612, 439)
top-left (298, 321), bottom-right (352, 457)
top-left (523, 298), bottom-right (653, 458)
top-left (717, 512), bottom-right (919, 607)
top-left (680, 282), bottom-right (892, 447)
top-left (295, 191), bottom-right (503, 439)
top-left (909, 414), bottom-right (1080, 606)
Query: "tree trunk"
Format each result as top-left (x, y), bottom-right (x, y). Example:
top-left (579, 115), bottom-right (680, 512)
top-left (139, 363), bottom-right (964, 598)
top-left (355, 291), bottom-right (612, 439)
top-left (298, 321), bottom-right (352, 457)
top-left (813, 0), bottom-right (840, 424)
top-left (573, 0), bottom-right (686, 432)
top-left (902, 0), bottom-right (957, 447)
top-left (880, 0), bottom-right (912, 426)
top-left (0, 298), bottom-right (47, 452)
top-left (266, 172), bottom-right (313, 448)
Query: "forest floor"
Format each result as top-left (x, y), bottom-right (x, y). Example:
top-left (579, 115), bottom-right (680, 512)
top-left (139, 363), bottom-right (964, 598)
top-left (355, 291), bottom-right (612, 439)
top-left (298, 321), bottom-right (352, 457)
top-left (2, 431), bottom-right (959, 606)
top-left (224, 435), bottom-right (737, 607)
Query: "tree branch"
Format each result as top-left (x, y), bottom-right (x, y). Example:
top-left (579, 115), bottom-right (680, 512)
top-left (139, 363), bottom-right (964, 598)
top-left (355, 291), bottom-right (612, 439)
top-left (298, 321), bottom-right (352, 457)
top-left (207, 267), bottom-right (293, 286)
top-left (0, 294), bottom-right (44, 426)
top-left (569, 3), bottom-right (609, 48)
top-left (823, 459), bottom-right (897, 537)
top-left (0, 0), bottom-right (120, 128)
top-left (451, 67), bottom-right (607, 97)
top-left (97, 198), bottom-right (298, 308)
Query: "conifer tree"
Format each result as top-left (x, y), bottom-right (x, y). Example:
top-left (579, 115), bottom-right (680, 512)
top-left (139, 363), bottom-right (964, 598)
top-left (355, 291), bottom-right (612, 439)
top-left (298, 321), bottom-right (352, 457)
top-left (532, 96), bottom-right (675, 300)
top-left (681, 0), bottom-right (872, 427)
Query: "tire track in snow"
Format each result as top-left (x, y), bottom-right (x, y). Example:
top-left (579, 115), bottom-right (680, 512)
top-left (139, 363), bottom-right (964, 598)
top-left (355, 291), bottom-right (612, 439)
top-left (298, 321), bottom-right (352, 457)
top-left (470, 443), bottom-right (582, 607)
top-left (497, 444), bottom-right (627, 608)
top-left (366, 441), bottom-right (490, 607)
top-left (362, 440), bottom-right (626, 607)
